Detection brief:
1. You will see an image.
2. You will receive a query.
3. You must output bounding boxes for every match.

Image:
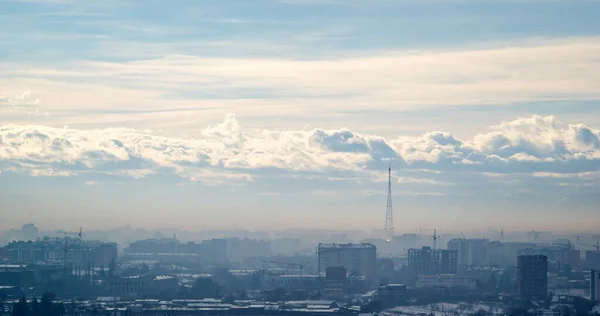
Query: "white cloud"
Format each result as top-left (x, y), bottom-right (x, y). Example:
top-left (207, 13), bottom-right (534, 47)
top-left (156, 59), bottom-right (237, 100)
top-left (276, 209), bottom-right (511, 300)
top-left (532, 171), bottom-right (600, 179)
top-left (1, 114), bottom-right (600, 185)
top-left (0, 92), bottom-right (49, 117)
top-left (2, 37), bottom-right (600, 128)
top-left (397, 177), bottom-right (452, 186)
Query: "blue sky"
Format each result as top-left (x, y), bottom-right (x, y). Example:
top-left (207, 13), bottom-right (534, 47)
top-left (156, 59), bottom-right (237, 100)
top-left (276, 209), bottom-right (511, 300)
top-left (1, 0), bottom-right (600, 233)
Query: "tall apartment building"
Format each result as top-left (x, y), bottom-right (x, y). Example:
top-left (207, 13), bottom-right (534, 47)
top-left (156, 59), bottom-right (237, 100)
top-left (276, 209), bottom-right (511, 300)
top-left (407, 246), bottom-right (458, 275)
top-left (447, 238), bottom-right (488, 267)
top-left (592, 270), bottom-right (600, 303)
top-left (585, 251), bottom-right (600, 270)
top-left (517, 255), bottom-right (548, 300)
top-left (317, 243), bottom-right (377, 281)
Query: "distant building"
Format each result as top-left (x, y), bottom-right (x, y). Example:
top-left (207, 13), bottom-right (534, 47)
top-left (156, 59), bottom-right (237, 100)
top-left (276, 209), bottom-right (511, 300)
top-left (20, 223), bottom-right (39, 242)
top-left (585, 251), bottom-right (600, 270)
top-left (271, 238), bottom-right (305, 255)
top-left (109, 275), bottom-right (152, 296)
top-left (447, 239), bottom-right (488, 267)
top-left (489, 242), bottom-right (537, 266)
top-left (200, 239), bottom-right (227, 264)
top-left (556, 248), bottom-right (580, 267)
top-left (519, 245), bottom-right (580, 268)
top-left (415, 274), bottom-right (476, 290)
top-left (377, 284), bottom-right (406, 305)
top-left (592, 270), bottom-right (600, 303)
top-left (109, 275), bottom-right (178, 297)
top-left (407, 246), bottom-right (458, 275)
top-left (3, 238), bottom-right (117, 267)
top-left (324, 266), bottom-right (347, 299)
top-left (262, 274), bottom-right (322, 290)
top-left (392, 234), bottom-right (420, 253)
top-left (518, 255), bottom-right (548, 300)
top-left (226, 238), bottom-right (271, 262)
top-left (124, 238), bottom-right (227, 264)
top-left (317, 243), bottom-right (377, 281)
top-left (0, 264), bottom-right (62, 289)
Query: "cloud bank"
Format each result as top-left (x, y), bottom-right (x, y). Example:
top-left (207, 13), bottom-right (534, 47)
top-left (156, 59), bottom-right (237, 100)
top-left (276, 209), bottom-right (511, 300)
top-left (1, 115), bottom-right (599, 184)
top-left (2, 37), bottom-right (600, 130)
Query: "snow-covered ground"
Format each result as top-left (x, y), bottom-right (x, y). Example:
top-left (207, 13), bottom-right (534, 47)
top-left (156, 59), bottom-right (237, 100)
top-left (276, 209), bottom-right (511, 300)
top-left (384, 302), bottom-right (505, 316)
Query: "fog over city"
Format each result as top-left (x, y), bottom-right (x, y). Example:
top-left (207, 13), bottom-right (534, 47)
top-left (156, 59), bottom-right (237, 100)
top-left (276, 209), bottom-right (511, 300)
top-left (1, 0), bottom-right (600, 315)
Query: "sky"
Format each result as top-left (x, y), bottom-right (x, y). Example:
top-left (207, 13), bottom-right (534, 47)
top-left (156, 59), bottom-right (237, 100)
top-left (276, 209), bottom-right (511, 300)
top-left (1, 0), bottom-right (600, 233)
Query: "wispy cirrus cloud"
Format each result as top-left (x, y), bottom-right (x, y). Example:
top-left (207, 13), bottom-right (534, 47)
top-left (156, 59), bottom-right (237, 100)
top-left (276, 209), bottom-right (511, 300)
top-left (2, 37), bottom-right (600, 129)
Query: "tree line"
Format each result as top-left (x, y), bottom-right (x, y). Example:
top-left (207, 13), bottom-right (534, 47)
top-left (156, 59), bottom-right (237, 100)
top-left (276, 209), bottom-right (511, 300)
top-left (11, 293), bottom-right (65, 316)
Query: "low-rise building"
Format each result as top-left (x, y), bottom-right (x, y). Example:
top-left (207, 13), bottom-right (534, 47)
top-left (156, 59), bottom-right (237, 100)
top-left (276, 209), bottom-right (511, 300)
top-left (108, 275), bottom-right (178, 297)
top-left (415, 274), bottom-right (476, 289)
top-left (377, 284), bottom-right (406, 305)
top-left (262, 274), bottom-right (322, 290)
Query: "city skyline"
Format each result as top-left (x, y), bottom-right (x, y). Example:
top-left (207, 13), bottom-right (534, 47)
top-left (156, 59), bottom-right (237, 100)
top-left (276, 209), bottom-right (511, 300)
top-left (2, 0), bottom-right (600, 232)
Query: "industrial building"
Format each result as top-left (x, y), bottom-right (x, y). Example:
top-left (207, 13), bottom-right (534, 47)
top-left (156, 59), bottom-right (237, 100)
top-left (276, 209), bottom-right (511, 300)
top-left (517, 255), bottom-right (548, 300)
top-left (407, 246), bottom-right (458, 275)
top-left (109, 275), bottom-right (179, 297)
top-left (317, 243), bottom-right (377, 281)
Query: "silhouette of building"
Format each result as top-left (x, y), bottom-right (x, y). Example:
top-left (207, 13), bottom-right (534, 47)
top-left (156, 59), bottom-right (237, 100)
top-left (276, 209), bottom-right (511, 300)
top-left (317, 243), bottom-right (376, 281)
top-left (585, 251), bottom-right (600, 270)
top-left (517, 255), bottom-right (548, 300)
top-left (519, 244), bottom-right (580, 268)
top-left (20, 223), bottom-right (39, 242)
top-left (226, 238), bottom-right (271, 262)
top-left (447, 238), bottom-right (488, 267)
top-left (124, 238), bottom-right (227, 264)
top-left (415, 274), bottom-right (476, 289)
top-left (377, 284), bottom-right (406, 306)
top-left (3, 237), bottom-right (117, 267)
top-left (324, 266), bottom-right (347, 299)
top-left (407, 246), bottom-right (458, 275)
top-left (109, 275), bottom-right (178, 297)
top-left (592, 270), bottom-right (600, 303)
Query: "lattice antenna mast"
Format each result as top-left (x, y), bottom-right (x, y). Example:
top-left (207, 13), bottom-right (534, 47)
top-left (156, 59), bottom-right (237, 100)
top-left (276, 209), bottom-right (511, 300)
top-left (385, 163), bottom-right (394, 241)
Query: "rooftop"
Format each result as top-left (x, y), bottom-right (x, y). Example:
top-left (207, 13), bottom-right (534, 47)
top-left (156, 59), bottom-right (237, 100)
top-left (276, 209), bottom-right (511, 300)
top-left (318, 243), bottom-right (376, 249)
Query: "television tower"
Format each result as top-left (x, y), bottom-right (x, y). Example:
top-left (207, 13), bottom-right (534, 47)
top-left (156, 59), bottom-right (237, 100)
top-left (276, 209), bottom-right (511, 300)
top-left (385, 163), bottom-right (394, 241)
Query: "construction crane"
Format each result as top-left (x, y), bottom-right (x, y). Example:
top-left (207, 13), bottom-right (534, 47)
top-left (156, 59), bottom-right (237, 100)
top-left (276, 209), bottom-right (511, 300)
top-left (420, 229), bottom-right (439, 249)
top-left (529, 230), bottom-right (540, 242)
top-left (262, 260), bottom-right (305, 276)
top-left (57, 227), bottom-right (84, 241)
top-left (56, 228), bottom-right (84, 265)
top-left (582, 241), bottom-right (600, 252)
